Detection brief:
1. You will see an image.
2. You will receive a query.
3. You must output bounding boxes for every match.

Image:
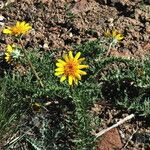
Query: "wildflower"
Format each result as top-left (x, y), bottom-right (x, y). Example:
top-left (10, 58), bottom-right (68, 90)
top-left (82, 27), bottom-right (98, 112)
top-left (5, 44), bottom-right (20, 63)
top-left (104, 29), bottom-right (124, 43)
top-left (32, 102), bottom-right (42, 112)
top-left (55, 51), bottom-right (89, 85)
top-left (3, 21), bottom-right (32, 36)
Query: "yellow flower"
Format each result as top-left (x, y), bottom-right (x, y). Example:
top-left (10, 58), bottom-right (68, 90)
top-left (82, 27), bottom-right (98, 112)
top-left (5, 44), bottom-right (20, 63)
top-left (3, 21), bottom-right (32, 36)
top-left (104, 29), bottom-right (124, 42)
top-left (55, 51), bottom-right (89, 85)
top-left (5, 44), bottom-right (15, 63)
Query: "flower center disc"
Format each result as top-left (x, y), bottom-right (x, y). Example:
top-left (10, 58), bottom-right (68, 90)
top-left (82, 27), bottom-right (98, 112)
top-left (64, 61), bottom-right (77, 76)
top-left (12, 27), bottom-right (22, 34)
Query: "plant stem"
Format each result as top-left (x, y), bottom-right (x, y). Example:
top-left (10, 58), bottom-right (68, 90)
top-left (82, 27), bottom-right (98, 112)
top-left (20, 41), bottom-right (44, 88)
top-left (106, 42), bottom-right (113, 56)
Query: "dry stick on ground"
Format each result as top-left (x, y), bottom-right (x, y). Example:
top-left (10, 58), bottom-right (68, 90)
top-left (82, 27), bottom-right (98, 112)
top-left (95, 114), bottom-right (135, 138)
top-left (20, 41), bottom-right (44, 88)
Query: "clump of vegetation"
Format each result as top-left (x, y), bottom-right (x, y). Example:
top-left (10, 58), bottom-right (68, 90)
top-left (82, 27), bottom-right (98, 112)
top-left (0, 20), bottom-right (150, 150)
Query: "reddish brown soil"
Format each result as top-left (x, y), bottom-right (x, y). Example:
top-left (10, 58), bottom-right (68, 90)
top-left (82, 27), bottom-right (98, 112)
top-left (97, 128), bottom-right (123, 150)
top-left (92, 101), bottom-right (150, 150)
top-left (0, 0), bottom-right (149, 55)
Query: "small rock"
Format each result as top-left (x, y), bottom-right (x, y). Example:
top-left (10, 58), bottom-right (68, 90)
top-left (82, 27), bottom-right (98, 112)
top-left (43, 43), bottom-right (49, 50)
top-left (0, 22), bottom-right (4, 27)
top-left (108, 18), bottom-right (114, 23)
top-left (0, 15), bottom-right (4, 21)
top-left (145, 22), bottom-right (150, 33)
top-left (69, 32), bottom-right (73, 38)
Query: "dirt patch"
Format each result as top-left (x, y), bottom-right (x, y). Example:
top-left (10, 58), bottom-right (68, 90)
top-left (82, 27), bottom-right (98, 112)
top-left (0, 0), bottom-right (149, 56)
top-left (97, 128), bottom-right (123, 150)
top-left (93, 101), bottom-right (150, 150)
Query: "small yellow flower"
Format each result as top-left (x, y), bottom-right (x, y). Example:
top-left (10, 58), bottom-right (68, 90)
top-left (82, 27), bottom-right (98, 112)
top-left (104, 29), bottom-right (124, 42)
top-left (3, 21), bottom-right (32, 36)
top-left (5, 44), bottom-right (20, 63)
top-left (5, 44), bottom-right (15, 63)
top-left (55, 51), bottom-right (89, 85)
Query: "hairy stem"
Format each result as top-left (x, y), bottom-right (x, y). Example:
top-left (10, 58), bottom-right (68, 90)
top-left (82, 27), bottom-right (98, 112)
top-left (20, 41), bottom-right (44, 88)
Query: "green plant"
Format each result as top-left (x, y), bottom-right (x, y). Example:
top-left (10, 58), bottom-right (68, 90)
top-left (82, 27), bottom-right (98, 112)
top-left (1, 38), bottom-right (150, 150)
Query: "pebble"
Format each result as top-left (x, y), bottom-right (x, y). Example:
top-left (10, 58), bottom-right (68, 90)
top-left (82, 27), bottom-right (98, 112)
top-left (0, 15), bottom-right (5, 27)
top-left (69, 32), bottom-right (73, 38)
top-left (145, 22), bottom-right (150, 33)
top-left (43, 43), bottom-right (49, 49)
top-left (108, 18), bottom-right (114, 23)
top-left (0, 15), bottom-right (4, 21)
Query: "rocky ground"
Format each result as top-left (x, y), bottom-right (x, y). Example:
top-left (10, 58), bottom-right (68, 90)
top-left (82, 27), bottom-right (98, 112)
top-left (0, 0), bottom-right (150, 149)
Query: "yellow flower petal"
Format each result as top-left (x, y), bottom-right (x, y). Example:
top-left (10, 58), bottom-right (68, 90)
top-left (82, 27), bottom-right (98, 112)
top-left (5, 53), bottom-right (10, 56)
top-left (56, 63), bottom-right (65, 67)
top-left (24, 23), bottom-right (30, 27)
top-left (57, 59), bottom-right (66, 65)
top-left (55, 72), bottom-right (64, 76)
top-left (75, 52), bottom-right (81, 60)
top-left (116, 34), bottom-right (124, 40)
top-left (74, 79), bottom-right (78, 85)
top-left (68, 76), bottom-right (73, 85)
top-left (60, 75), bottom-right (66, 82)
top-left (25, 25), bottom-right (32, 30)
top-left (78, 70), bottom-right (87, 75)
top-left (78, 65), bottom-right (89, 69)
top-left (16, 21), bottom-right (20, 26)
top-left (69, 51), bottom-right (73, 59)
top-left (5, 55), bottom-right (9, 59)
top-left (78, 58), bottom-right (85, 63)
top-left (55, 68), bottom-right (64, 72)
top-left (75, 74), bottom-right (81, 80)
top-left (5, 55), bottom-right (11, 62)
top-left (20, 21), bottom-right (25, 26)
top-left (7, 45), bottom-right (13, 53)
top-left (3, 28), bottom-right (12, 34)
top-left (63, 54), bottom-right (69, 62)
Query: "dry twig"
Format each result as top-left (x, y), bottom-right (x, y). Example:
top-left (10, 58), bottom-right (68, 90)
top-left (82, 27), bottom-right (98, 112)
top-left (95, 114), bottom-right (135, 138)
